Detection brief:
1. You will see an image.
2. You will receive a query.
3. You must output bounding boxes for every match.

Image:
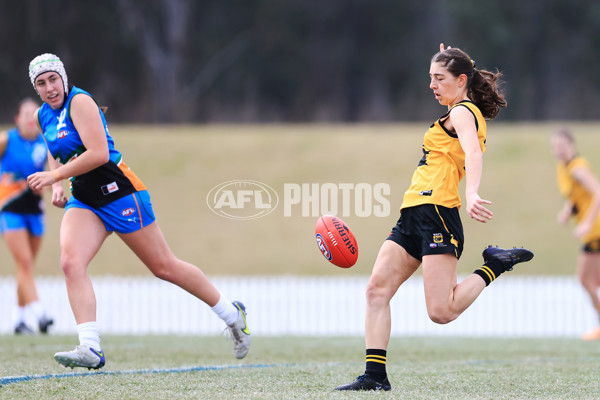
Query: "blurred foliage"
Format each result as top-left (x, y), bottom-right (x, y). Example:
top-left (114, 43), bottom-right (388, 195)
top-left (1, 0), bottom-right (599, 123)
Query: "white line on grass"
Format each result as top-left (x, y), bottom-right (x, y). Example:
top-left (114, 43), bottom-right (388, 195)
top-left (0, 363), bottom-right (294, 387)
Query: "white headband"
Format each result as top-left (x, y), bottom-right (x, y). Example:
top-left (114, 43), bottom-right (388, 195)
top-left (29, 53), bottom-right (69, 95)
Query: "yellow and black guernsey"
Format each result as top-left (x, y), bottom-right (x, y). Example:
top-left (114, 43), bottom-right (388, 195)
top-left (556, 156), bottom-right (600, 244)
top-left (401, 100), bottom-right (486, 210)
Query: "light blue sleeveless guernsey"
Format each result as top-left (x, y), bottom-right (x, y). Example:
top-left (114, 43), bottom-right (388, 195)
top-left (0, 128), bottom-right (47, 213)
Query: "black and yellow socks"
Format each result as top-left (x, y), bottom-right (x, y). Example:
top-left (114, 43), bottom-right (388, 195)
top-left (473, 261), bottom-right (505, 286)
top-left (365, 349), bottom-right (387, 380)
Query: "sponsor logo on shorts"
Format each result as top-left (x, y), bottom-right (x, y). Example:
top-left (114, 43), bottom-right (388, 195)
top-left (121, 208), bottom-right (135, 217)
top-left (57, 130), bottom-right (68, 139)
top-left (315, 233), bottom-right (332, 260)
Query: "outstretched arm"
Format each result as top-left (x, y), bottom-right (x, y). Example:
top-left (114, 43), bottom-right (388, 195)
top-left (451, 106), bottom-right (492, 223)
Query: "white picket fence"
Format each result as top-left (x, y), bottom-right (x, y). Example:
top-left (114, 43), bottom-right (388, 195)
top-left (0, 275), bottom-right (595, 337)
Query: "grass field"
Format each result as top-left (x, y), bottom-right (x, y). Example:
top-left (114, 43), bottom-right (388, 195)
top-left (0, 122), bottom-right (599, 278)
top-left (2, 124), bottom-right (599, 399)
top-left (1, 335), bottom-right (600, 399)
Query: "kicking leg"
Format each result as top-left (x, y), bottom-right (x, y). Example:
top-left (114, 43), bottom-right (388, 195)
top-left (422, 253), bottom-right (485, 324)
top-left (118, 221), bottom-right (250, 358)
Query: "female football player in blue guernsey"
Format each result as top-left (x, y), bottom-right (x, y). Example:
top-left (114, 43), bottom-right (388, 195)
top-left (0, 98), bottom-right (53, 335)
top-left (26, 53), bottom-right (250, 370)
top-left (336, 44), bottom-right (534, 391)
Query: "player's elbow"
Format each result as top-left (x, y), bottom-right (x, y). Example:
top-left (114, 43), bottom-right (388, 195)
top-left (97, 149), bottom-right (110, 165)
top-left (89, 148), bottom-right (109, 167)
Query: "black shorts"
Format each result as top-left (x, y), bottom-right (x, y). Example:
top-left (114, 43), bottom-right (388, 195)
top-left (583, 239), bottom-right (600, 253)
top-left (386, 204), bottom-right (464, 261)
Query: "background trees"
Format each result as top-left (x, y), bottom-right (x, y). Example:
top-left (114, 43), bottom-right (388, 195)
top-left (2, 0), bottom-right (598, 123)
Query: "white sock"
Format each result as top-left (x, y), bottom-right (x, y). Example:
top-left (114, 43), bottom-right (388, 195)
top-left (27, 300), bottom-right (46, 321)
top-left (210, 295), bottom-right (239, 325)
top-left (77, 321), bottom-right (101, 350)
top-left (16, 306), bottom-right (26, 324)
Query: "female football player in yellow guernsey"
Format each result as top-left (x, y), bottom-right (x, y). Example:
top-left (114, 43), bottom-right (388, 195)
top-left (336, 44), bottom-right (534, 391)
top-left (551, 128), bottom-right (600, 340)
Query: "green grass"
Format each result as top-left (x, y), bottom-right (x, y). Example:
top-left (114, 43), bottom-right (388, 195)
top-left (1, 335), bottom-right (600, 399)
top-left (2, 123), bottom-right (598, 399)
top-left (0, 122), bottom-right (598, 277)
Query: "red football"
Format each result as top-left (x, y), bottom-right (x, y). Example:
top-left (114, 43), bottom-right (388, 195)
top-left (315, 215), bottom-right (359, 268)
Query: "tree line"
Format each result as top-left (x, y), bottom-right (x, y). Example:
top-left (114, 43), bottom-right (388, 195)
top-left (2, 0), bottom-right (599, 123)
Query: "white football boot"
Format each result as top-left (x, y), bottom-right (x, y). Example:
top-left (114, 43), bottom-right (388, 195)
top-left (227, 301), bottom-right (251, 359)
top-left (54, 345), bottom-right (106, 370)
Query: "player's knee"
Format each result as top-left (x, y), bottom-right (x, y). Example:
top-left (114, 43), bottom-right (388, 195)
top-left (59, 252), bottom-right (85, 277)
top-left (427, 306), bottom-right (457, 325)
top-left (150, 266), bottom-right (172, 282)
top-left (148, 258), bottom-right (177, 282)
top-left (365, 280), bottom-right (390, 307)
top-left (15, 259), bottom-right (35, 273)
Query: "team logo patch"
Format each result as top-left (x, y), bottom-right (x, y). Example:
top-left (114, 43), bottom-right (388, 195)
top-left (430, 233), bottom-right (447, 248)
top-left (56, 108), bottom-right (67, 130)
top-left (101, 181), bottom-right (119, 195)
top-left (121, 208), bottom-right (135, 217)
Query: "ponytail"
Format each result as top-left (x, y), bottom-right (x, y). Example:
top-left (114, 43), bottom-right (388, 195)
top-left (433, 47), bottom-right (507, 120)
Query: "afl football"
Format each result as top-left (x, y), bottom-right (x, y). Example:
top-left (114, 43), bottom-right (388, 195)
top-left (315, 215), bottom-right (358, 268)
